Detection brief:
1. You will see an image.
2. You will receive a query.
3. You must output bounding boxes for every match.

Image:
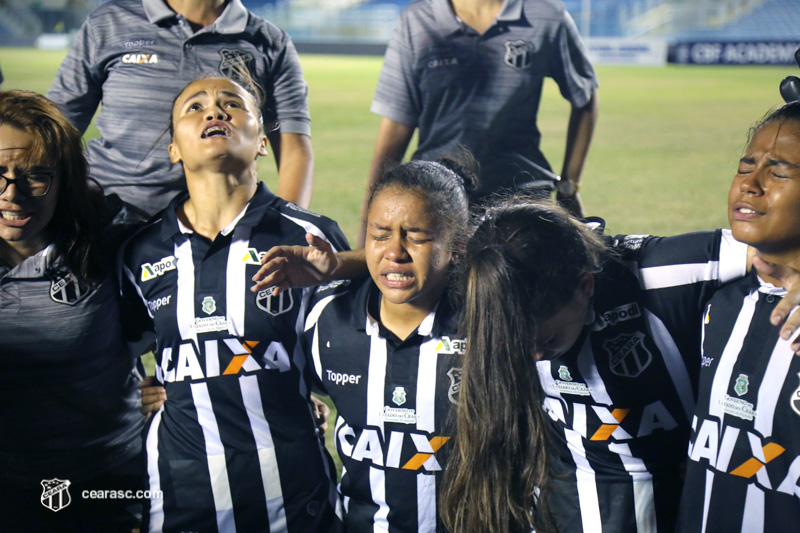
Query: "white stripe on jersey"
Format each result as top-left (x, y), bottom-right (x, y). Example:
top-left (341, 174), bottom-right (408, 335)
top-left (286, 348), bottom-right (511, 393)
top-left (175, 238), bottom-right (197, 347)
top-left (755, 337), bottom-right (794, 437)
top-left (741, 483), bottom-right (765, 533)
top-left (305, 294), bottom-right (342, 333)
top-left (639, 261), bottom-right (719, 290)
top-left (702, 469), bottom-right (714, 533)
top-left (608, 442), bottom-right (656, 531)
top-left (366, 319), bottom-right (387, 433)
top-left (279, 213), bottom-right (341, 253)
top-left (364, 317), bottom-right (389, 530)
top-left (646, 309), bottom-right (695, 421)
top-left (416, 338), bottom-right (438, 433)
top-left (369, 466), bottom-right (390, 532)
top-left (538, 361), bottom-right (565, 408)
top-left (417, 473), bottom-right (436, 533)
top-left (708, 293), bottom-right (756, 422)
top-left (719, 230), bottom-right (749, 283)
top-left (240, 374), bottom-right (288, 533)
top-left (576, 337), bottom-right (612, 406)
top-left (190, 382), bottom-right (235, 531)
top-left (565, 426), bottom-right (602, 533)
top-left (226, 226), bottom-right (251, 337)
top-left (146, 409), bottom-right (165, 533)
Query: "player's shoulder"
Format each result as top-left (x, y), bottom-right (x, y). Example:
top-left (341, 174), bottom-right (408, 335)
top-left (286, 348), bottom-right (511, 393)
top-left (119, 212), bottom-right (168, 267)
top-left (86, 0), bottom-right (146, 22)
top-left (271, 199), bottom-right (351, 250)
top-left (306, 278), bottom-right (363, 330)
top-left (399, 0), bottom-right (437, 21)
top-left (520, 0), bottom-right (567, 22)
top-left (242, 8), bottom-right (292, 44)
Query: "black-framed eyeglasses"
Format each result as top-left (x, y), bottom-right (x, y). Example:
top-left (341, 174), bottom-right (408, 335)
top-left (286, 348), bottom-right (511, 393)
top-left (0, 171), bottom-right (54, 197)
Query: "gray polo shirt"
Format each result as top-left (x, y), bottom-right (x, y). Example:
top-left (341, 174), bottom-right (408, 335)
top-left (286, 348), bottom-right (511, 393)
top-left (371, 0), bottom-right (597, 192)
top-left (48, 0), bottom-right (310, 215)
top-left (0, 245), bottom-right (143, 483)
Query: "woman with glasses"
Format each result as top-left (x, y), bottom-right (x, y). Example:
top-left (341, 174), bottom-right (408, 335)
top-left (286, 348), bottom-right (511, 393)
top-left (0, 90), bottom-right (147, 532)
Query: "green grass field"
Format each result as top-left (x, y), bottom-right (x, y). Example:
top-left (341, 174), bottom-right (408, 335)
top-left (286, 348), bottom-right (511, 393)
top-left (0, 47), bottom-right (790, 240)
top-left (0, 47), bottom-right (791, 474)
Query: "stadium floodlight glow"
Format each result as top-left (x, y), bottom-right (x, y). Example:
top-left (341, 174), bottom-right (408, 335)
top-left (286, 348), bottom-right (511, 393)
top-left (779, 47), bottom-right (800, 103)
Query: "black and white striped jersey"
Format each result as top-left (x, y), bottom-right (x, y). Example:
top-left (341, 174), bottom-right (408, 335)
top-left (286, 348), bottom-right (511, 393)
top-left (120, 184), bottom-right (348, 533)
top-left (304, 278), bottom-right (462, 532)
top-left (538, 228), bottom-right (748, 532)
top-left (677, 271), bottom-right (800, 532)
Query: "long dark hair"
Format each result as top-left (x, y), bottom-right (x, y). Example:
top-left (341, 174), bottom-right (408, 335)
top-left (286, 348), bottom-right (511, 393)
top-left (440, 198), bottom-right (607, 533)
top-left (0, 90), bottom-right (106, 282)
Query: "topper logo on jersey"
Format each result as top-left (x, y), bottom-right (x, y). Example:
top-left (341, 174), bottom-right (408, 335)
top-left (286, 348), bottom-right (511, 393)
top-left (49, 270), bottom-right (90, 305)
top-left (604, 331), bottom-right (653, 378)
top-left (256, 286), bottom-right (294, 316)
top-left (504, 40), bottom-right (534, 70)
top-left (337, 422), bottom-right (451, 472)
top-left (121, 53), bottom-right (158, 64)
top-left (545, 398), bottom-right (679, 440)
top-left (147, 295), bottom-right (172, 314)
top-left (156, 337), bottom-right (290, 383)
top-left (141, 256), bottom-right (177, 282)
top-left (689, 417), bottom-right (800, 496)
top-left (436, 336), bottom-right (466, 355)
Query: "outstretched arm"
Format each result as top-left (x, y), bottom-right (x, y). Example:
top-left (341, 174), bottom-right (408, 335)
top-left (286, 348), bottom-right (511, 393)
top-left (250, 233), bottom-right (367, 294)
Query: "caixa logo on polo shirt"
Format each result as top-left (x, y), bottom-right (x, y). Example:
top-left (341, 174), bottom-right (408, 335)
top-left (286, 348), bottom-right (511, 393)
top-left (121, 53), bottom-right (158, 64)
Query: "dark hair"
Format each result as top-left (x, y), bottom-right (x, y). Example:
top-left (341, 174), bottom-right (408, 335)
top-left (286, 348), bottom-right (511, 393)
top-left (167, 65), bottom-right (277, 140)
top-left (440, 198), bottom-right (607, 533)
top-left (365, 148), bottom-right (480, 257)
top-left (747, 100), bottom-right (800, 145)
top-left (0, 90), bottom-right (106, 282)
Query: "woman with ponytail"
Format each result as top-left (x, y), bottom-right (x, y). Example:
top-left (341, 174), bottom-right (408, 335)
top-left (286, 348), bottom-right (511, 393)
top-left (441, 198), bottom-right (750, 532)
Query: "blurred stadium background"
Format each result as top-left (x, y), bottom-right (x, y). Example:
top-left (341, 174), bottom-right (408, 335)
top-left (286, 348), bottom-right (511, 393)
top-left (1, 0), bottom-right (798, 242)
top-left (0, 0), bottom-right (798, 473)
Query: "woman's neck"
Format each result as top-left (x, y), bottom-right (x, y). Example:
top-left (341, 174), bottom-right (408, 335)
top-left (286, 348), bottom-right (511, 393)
top-left (179, 170), bottom-right (257, 241)
top-left (377, 285), bottom-right (445, 341)
top-left (0, 237), bottom-right (48, 268)
top-left (379, 300), bottom-right (433, 341)
top-left (165, 0), bottom-right (227, 30)
top-left (755, 249), bottom-right (800, 288)
top-left (450, 0), bottom-right (504, 35)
